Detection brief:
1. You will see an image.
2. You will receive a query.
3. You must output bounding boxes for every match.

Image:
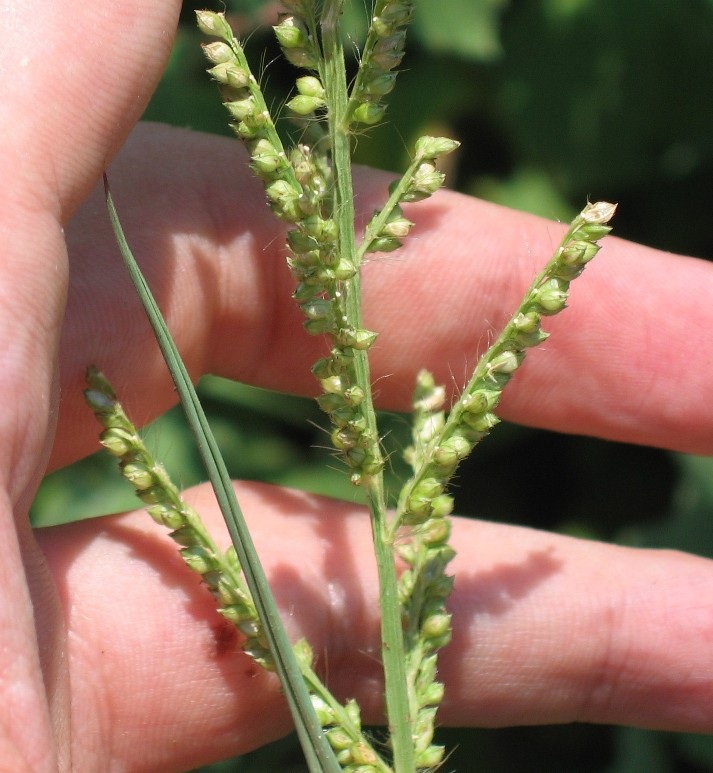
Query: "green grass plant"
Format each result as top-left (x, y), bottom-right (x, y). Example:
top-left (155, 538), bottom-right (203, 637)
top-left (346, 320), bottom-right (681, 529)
top-left (85, 3), bottom-right (616, 770)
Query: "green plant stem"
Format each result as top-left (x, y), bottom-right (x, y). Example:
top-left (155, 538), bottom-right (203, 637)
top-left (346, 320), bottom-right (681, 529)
top-left (357, 154), bottom-right (422, 262)
top-left (319, 4), bottom-right (415, 770)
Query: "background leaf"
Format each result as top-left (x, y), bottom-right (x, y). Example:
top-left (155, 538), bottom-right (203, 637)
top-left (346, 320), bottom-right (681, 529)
top-left (412, 0), bottom-right (507, 61)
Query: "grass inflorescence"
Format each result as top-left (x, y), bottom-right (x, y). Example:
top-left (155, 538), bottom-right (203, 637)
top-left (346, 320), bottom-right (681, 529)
top-left (88, 3), bottom-right (615, 770)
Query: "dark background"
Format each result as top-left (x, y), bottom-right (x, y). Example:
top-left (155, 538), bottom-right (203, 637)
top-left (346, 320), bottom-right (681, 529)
top-left (32, 1), bottom-right (713, 770)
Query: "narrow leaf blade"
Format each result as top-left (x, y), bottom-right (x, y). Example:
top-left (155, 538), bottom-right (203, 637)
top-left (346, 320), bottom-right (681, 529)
top-left (103, 176), bottom-right (339, 773)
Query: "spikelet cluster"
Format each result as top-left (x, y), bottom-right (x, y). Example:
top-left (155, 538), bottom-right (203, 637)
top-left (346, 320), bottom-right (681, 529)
top-left (198, 11), bottom-right (305, 224)
top-left (311, 133), bottom-right (458, 486)
top-left (347, 1), bottom-right (414, 126)
top-left (300, 652), bottom-right (392, 771)
top-left (381, 202), bottom-right (615, 764)
top-left (83, 367), bottom-right (273, 669)
top-left (85, 366), bottom-right (396, 769)
top-left (198, 8), bottom-right (458, 489)
top-left (396, 201), bottom-right (616, 528)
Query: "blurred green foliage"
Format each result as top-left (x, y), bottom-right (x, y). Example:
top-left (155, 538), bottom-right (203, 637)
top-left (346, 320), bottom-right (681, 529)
top-left (32, 0), bottom-right (713, 770)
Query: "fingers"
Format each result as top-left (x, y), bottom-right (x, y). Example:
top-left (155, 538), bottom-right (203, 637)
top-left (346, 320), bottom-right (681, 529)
top-left (442, 520), bottom-right (713, 733)
top-left (58, 123), bottom-right (713, 472)
top-left (37, 481), bottom-right (713, 769)
top-left (0, 2), bottom-right (181, 502)
top-left (2, 2), bottom-right (181, 217)
top-left (0, 6), bottom-right (182, 770)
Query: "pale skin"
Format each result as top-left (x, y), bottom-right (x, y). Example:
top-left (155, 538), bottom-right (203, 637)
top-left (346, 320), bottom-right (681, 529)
top-left (3, 2), bottom-right (713, 771)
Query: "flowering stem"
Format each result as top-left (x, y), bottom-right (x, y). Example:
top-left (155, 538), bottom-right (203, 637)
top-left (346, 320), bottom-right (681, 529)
top-left (320, 5), bottom-right (414, 770)
top-left (392, 201), bottom-right (617, 538)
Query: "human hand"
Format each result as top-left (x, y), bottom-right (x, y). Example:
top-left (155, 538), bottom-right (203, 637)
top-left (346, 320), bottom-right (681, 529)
top-left (4, 3), bottom-right (713, 771)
